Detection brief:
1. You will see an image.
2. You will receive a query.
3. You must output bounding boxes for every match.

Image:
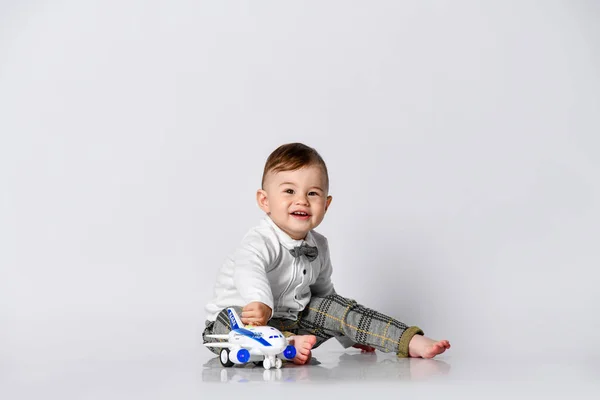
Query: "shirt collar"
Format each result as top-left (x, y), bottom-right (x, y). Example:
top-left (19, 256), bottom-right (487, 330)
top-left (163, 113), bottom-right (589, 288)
top-left (263, 215), bottom-right (316, 250)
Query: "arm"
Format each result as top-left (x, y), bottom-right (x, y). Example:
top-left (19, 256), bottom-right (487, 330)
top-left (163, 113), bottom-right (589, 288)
top-left (232, 232), bottom-right (277, 322)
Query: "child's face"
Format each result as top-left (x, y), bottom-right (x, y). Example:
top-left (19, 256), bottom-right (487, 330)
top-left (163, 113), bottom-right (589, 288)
top-left (257, 165), bottom-right (332, 240)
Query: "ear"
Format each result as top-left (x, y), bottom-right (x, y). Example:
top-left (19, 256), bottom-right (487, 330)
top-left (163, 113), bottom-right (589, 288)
top-left (325, 195), bottom-right (332, 212)
top-left (256, 189), bottom-right (270, 214)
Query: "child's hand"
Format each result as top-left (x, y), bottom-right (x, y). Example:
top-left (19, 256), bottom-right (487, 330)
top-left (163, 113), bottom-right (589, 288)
top-left (241, 302), bottom-right (272, 326)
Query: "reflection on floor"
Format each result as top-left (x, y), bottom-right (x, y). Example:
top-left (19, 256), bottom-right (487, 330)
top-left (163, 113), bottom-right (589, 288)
top-left (202, 350), bottom-right (452, 383)
top-left (4, 328), bottom-right (600, 400)
top-left (199, 347), bottom-right (600, 399)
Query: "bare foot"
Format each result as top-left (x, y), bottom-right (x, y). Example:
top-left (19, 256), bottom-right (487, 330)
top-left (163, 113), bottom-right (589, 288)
top-left (288, 335), bottom-right (317, 365)
top-left (408, 335), bottom-right (451, 359)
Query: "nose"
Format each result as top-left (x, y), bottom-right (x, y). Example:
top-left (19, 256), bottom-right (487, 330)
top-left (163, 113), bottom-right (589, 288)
top-left (294, 194), bottom-right (309, 205)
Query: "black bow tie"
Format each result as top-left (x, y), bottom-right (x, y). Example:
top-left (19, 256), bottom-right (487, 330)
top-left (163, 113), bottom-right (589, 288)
top-left (289, 243), bottom-right (318, 261)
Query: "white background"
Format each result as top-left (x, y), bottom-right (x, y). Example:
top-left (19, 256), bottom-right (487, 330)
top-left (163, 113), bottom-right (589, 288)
top-left (1, 0), bottom-right (600, 379)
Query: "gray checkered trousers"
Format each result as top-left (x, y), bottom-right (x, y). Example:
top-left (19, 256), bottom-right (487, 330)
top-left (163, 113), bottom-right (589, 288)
top-left (202, 293), bottom-right (423, 357)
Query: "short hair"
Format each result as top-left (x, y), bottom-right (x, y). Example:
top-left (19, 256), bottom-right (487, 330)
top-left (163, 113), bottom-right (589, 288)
top-left (261, 143), bottom-right (329, 190)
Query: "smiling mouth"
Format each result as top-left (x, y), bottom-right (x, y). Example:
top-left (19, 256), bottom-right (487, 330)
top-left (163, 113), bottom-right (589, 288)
top-left (291, 211), bottom-right (310, 217)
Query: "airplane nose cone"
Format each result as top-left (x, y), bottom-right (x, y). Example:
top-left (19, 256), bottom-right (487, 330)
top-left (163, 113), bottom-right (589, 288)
top-left (270, 337), bottom-right (287, 352)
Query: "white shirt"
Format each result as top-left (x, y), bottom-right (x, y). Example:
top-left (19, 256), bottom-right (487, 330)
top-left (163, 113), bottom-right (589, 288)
top-left (204, 215), bottom-right (336, 322)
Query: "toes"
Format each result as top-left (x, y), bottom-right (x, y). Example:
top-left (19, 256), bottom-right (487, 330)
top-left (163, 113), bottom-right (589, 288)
top-left (301, 337), bottom-right (317, 349)
top-left (293, 353), bottom-right (311, 365)
top-left (422, 342), bottom-right (448, 358)
top-left (435, 341), bottom-right (448, 350)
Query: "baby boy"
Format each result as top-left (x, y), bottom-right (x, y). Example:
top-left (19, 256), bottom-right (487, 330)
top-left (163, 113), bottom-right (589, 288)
top-left (203, 143), bottom-right (450, 364)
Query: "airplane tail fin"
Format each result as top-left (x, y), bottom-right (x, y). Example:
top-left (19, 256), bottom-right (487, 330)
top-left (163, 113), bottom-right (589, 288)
top-left (227, 307), bottom-right (243, 330)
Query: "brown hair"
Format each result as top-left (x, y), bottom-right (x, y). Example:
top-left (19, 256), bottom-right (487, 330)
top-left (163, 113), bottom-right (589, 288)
top-left (261, 143), bottom-right (329, 190)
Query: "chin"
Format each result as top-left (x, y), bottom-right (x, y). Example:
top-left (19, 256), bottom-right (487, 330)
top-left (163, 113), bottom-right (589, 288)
top-left (285, 226), bottom-right (311, 239)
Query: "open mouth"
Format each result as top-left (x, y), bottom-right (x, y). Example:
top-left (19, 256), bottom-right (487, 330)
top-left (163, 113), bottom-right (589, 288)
top-left (290, 211), bottom-right (310, 219)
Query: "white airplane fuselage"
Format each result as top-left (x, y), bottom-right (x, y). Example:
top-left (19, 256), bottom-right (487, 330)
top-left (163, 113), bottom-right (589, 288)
top-left (229, 326), bottom-right (287, 356)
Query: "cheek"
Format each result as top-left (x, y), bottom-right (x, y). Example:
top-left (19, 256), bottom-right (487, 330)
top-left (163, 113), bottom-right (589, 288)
top-left (275, 200), bottom-right (291, 211)
top-left (311, 198), bottom-right (326, 210)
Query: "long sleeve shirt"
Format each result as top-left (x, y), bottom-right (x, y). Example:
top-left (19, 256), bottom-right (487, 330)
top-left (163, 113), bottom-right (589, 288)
top-left (204, 215), bottom-right (336, 322)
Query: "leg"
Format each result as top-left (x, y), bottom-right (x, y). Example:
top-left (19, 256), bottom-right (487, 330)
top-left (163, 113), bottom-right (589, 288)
top-left (202, 306), bottom-right (243, 355)
top-left (297, 294), bottom-right (425, 357)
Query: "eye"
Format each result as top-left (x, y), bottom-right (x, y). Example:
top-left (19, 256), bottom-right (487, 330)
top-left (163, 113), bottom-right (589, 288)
top-left (308, 191), bottom-right (319, 196)
top-left (284, 189), bottom-right (294, 194)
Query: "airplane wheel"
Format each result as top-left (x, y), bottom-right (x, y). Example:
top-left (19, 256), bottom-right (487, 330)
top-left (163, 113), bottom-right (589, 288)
top-left (219, 348), bottom-right (234, 367)
top-left (275, 358), bottom-right (282, 369)
top-left (263, 357), bottom-right (272, 370)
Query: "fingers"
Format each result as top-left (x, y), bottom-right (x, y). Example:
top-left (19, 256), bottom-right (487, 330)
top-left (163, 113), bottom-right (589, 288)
top-left (241, 317), bottom-right (267, 326)
top-left (241, 310), bottom-right (267, 326)
top-left (241, 311), bottom-right (267, 322)
top-left (241, 308), bottom-right (267, 320)
top-left (242, 302), bottom-right (263, 312)
top-left (240, 308), bottom-right (255, 326)
top-left (241, 302), bottom-right (270, 326)
top-left (241, 310), bottom-right (256, 319)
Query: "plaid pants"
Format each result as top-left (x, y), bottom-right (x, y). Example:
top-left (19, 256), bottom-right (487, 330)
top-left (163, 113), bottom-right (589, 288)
top-left (202, 293), bottom-right (423, 358)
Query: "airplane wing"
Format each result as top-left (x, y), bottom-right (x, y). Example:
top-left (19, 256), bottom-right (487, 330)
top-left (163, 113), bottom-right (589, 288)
top-left (204, 334), bottom-right (229, 340)
top-left (204, 334), bottom-right (232, 349)
top-left (204, 342), bottom-right (233, 348)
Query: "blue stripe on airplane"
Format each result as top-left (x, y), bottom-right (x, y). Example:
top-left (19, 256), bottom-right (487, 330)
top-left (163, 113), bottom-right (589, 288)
top-left (234, 328), bottom-right (272, 347)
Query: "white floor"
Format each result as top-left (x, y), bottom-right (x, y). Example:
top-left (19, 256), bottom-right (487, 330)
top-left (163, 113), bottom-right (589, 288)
top-left (3, 319), bottom-right (599, 399)
top-left (199, 344), bottom-right (600, 399)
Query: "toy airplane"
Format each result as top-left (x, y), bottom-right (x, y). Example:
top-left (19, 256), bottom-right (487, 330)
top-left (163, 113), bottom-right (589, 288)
top-left (204, 307), bottom-right (297, 370)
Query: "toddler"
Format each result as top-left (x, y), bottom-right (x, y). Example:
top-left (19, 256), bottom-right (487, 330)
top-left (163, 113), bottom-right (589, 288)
top-left (203, 143), bottom-right (450, 364)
